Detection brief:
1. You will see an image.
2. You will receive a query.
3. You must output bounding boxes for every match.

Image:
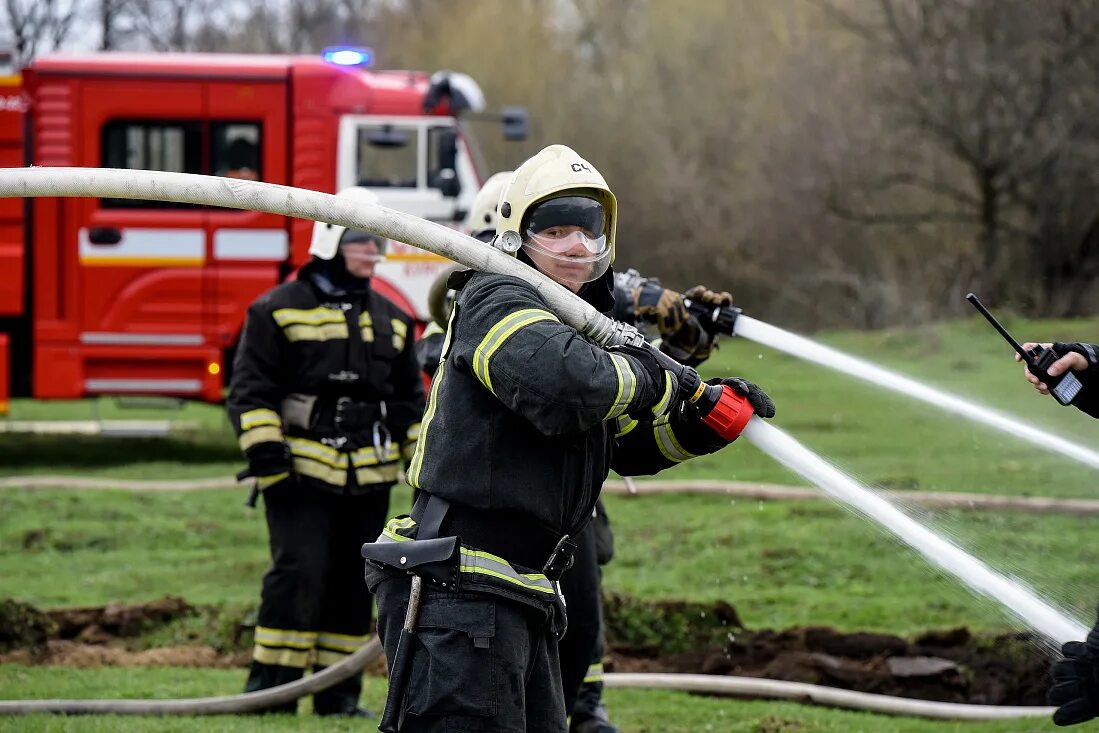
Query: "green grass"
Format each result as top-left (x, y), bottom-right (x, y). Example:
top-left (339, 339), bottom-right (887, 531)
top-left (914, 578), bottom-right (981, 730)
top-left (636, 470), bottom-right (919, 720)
top-left (0, 665), bottom-right (1064, 732)
top-left (3, 314), bottom-right (1099, 730)
top-left (5, 313), bottom-right (1099, 491)
top-left (2, 485), bottom-right (1096, 635)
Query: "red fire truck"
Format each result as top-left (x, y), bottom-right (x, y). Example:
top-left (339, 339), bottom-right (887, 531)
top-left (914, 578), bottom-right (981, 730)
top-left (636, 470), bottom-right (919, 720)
top-left (0, 50), bottom-right (524, 412)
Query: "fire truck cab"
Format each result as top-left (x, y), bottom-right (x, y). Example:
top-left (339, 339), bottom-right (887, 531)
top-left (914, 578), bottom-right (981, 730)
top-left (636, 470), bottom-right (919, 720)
top-left (0, 51), bottom-right (521, 407)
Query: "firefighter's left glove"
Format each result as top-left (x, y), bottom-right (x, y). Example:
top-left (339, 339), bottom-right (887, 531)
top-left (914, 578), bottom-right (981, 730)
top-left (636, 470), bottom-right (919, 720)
top-left (635, 285), bottom-right (689, 338)
top-left (709, 377), bottom-right (776, 419)
top-left (683, 285), bottom-right (733, 307)
top-left (245, 440), bottom-right (294, 480)
top-left (1049, 611), bottom-right (1099, 726)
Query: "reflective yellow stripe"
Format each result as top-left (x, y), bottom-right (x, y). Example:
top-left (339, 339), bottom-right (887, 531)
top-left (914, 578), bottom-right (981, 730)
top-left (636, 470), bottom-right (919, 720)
top-left (257, 472), bottom-right (289, 490)
top-left (408, 354), bottom-right (446, 488)
top-left (316, 649), bottom-right (356, 667)
top-left (316, 632), bottom-right (370, 654)
top-left (239, 425), bottom-right (283, 451)
top-left (651, 371), bottom-right (674, 417)
top-left (355, 464), bottom-right (401, 485)
top-left (284, 322), bottom-right (349, 342)
top-left (408, 306), bottom-right (458, 487)
top-left (240, 408), bottom-right (280, 430)
top-left (473, 308), bottom-right (559, 394)
top-left (293, 457), bottom-right (348, 486)
top-left (273, 307), bottom-right (345, 326)
top-left (654, 416), bottom-right (696, 463)
top-left (287, 437), bottom-right (348, 469)
top-left (615, 415), bottom-right (639, 438)
top-left (350, 444), bottom-right (401, 467)
top-left (584, 662), bottom-right (605, 683)
top-left (392, 318), bottom-right (408, 351)
top-left (359, 312), bottom-right (374, 342)
top-left (253, 645), bottom-right (310, 668)
top-left (254, 627), bottom-right (318, 649)
top-left (604, 354), bottom-right (638, 419)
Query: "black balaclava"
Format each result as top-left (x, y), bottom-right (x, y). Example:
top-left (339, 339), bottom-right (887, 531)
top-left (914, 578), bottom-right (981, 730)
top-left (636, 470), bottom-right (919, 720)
top-left (302, 253), bottom-right (371, 298)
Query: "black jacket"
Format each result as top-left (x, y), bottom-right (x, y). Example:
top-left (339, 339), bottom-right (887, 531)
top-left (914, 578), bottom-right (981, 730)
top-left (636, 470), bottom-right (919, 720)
top-left (405, 271), bottom-right (729, 560)
top-left (228, 263), bottom-right (425, 495)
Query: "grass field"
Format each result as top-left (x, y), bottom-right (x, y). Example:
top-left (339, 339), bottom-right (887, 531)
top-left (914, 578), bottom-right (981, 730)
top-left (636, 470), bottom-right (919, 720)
top-left (3, 314), bottom-right (1099, 731)
top-left (0, 666), bottom-right (1066, 733)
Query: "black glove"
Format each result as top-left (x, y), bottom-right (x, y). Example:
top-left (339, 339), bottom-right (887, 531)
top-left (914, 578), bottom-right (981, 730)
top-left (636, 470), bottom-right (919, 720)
top-left (1052, 343), bottom-right (1099, 418)
top-left (1049, 616), bottom-right (1099, 726)
top-left (708, 377), bottom-right (776, 419)
top-left (245, 440), bottom-right (293, 478)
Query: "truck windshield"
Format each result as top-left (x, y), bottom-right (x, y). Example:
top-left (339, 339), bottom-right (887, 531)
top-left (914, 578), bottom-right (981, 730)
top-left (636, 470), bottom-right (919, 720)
top-left (357, 124), bottom-right (418, 188)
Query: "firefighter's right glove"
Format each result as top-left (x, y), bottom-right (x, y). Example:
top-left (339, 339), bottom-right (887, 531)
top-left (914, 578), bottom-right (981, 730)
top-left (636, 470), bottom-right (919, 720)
top-left (634, 285), bottom-right (689, 338)
top-left (245, 440), bottom-right (294, 482)
top-left (1049, 611), bottom-right (1099, 726)
top-left (709, 377), bottom-right (776, 419)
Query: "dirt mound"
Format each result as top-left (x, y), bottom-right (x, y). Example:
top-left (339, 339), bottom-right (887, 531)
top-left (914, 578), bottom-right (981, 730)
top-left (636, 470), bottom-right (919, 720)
top-left (607, 622), bottom-right (1050, 706)
top-left (0, 640), bottom-right (248, 668)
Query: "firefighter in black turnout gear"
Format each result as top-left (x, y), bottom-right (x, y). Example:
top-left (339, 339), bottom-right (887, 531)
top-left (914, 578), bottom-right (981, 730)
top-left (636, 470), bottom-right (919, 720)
top-left (1012, 341), bottom-right (1099, 726)
top-left (562, 273), bottom-right (737, 733)
top-left (363, 145), bottom-right (775, 732)
top-left (229, 187), bottom-right (425, 716)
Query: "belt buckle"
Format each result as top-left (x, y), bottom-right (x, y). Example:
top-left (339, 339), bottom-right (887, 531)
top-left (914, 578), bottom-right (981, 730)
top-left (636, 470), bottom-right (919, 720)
top-left (542, 534), bottom-right (576, 580)
top-left (334, 396), bottom-right (352, 432)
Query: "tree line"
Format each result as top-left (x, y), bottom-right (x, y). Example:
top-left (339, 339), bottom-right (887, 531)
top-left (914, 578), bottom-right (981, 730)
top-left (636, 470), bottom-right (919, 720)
top-left (10, 0), bottom-right (1099, 330)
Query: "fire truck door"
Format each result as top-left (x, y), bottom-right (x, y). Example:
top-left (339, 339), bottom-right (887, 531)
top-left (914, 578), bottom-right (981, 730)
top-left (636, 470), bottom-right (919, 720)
top-left (77, 81), bottom-right (210, 355)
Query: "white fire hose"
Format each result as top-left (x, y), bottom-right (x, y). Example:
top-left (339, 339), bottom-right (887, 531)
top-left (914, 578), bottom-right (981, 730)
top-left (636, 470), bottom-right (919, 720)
top-left (0, 168), bottom-right (1059, 721)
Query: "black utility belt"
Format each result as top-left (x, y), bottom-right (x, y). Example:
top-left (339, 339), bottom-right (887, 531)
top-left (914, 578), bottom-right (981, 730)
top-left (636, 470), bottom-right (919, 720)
top-left (410, 494), bottom-right (578, 581)
top-left (282, 393), bottom-right (389, 431)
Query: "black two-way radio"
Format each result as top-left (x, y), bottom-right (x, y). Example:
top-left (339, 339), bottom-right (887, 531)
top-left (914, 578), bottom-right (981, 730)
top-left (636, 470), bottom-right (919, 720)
top-left (967, 293), bottom-right (1083, 406)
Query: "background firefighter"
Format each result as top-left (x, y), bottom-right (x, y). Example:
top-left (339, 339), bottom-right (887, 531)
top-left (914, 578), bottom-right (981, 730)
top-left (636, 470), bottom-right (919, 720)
top-left (228, 187), bottom-right (425, 716)
top-left (365, 145), bottom-right (774, 732)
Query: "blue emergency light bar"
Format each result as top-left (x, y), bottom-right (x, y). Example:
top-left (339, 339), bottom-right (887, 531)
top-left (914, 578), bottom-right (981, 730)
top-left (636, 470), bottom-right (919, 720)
top-left (321, 46), bottom-right (374, 67)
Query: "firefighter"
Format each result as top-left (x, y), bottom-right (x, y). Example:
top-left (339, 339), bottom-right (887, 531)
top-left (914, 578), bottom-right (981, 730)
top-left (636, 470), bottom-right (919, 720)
top-left (1012, 341), bottom-right (1099, 726)
top-left (228, 187), bottom-right (425, 716)
top-left (363, 145), bottom-right (775, 732)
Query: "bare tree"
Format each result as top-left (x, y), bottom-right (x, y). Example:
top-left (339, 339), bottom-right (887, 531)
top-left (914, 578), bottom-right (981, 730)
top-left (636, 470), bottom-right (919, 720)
top-left (820, 0), bottom-right (1099, 314)
top-left (2, 0), bottom-right (81, 66)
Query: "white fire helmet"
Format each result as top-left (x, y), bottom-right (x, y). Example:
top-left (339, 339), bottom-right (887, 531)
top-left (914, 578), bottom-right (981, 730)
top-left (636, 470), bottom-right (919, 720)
top-left (308, 187), bottom-right (385, 260)
top-left (464, 171), bottom-right (512, 242)
top-left (494, 145), bottom-right (616, 287)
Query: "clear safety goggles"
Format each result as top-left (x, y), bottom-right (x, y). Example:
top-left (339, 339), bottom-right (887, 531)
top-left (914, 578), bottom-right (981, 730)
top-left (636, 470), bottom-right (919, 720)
top-left (339, 230), bottom-right (387, 263)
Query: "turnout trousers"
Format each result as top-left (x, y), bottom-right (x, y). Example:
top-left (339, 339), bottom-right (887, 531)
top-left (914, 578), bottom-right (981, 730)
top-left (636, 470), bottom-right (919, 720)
top-left (374, 574), bottom-right (567, 732)
top-left (244, 481), bottom-right (391, 714)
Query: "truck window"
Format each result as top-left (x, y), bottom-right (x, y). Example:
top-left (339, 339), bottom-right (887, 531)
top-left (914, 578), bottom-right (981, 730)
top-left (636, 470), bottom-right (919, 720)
top-left (212, 122), bottom-right (262, 182)
top-left (101, 120), bottom-right (202, 209)
top-left (357, 124), bottom-right (418, 188)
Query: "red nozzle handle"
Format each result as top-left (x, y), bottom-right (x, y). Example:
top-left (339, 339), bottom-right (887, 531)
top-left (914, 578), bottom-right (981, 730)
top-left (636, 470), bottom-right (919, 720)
top-left (696, 383), bottom-right (754, 441)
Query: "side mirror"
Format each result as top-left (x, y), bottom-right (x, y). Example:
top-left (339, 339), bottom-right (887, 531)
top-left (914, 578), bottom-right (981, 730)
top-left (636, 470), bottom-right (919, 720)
top-left (433, 168), bottom-right (461, 198)
top-left (501, 106), bottom-right (528, 141)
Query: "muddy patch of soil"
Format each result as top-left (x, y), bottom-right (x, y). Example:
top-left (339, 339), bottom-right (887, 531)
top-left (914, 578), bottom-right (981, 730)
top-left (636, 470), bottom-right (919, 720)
top-left (603, 595), bottom-right (1051, 706)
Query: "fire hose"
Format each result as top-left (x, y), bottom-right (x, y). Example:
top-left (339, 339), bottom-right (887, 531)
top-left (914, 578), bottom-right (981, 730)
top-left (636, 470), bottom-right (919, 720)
top-left (0, 168), bottom-right (1063, 720)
